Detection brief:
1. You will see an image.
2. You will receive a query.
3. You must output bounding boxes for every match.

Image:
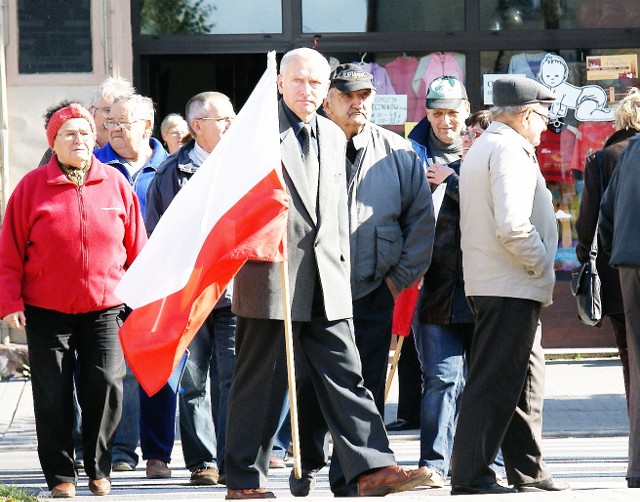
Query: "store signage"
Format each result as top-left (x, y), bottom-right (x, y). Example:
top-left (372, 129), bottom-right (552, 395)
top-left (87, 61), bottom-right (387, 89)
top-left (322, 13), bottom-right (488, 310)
top-left (371, 95), bottom-right (407, 125)
top-left (586, 54), bottom-right (637, 81)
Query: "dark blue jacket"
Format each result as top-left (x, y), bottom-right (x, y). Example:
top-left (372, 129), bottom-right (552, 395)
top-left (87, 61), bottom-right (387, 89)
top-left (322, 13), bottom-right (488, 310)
top-left (407, 116), bottom-right (433, 172)
top-left (408, 117), bottom-right (472, 324)
top-left (145, 140), bottom-right (232, 309)
top-left (600, 132), bottom-right (640, 269)
top-left (94, 137), bottom-right (168, 217)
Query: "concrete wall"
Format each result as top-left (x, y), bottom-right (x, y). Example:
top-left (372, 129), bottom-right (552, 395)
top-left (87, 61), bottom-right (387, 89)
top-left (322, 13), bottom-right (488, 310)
top-left (0, 1), bottom-right (132, 342)
top-left (2, 0), bottom-right (132, 197)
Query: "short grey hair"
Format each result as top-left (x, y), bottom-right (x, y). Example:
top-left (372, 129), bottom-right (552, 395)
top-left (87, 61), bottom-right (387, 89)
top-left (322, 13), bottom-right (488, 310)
top-left (489, 104), bottom-right (535, 121)
top-left (280, 48), bottom-right (331, 79)
top-left (89, 77), bottom-right (135, 108)
top-left (160, 113), bottom-right (188, 136)
top-left (185, 91), bottom-right (232, 136)
top-left (112, 94), bottom-right (155, 131)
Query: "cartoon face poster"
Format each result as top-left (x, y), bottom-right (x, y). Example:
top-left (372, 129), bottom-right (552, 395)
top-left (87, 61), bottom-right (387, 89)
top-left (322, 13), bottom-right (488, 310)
top-left (537, 53), bottom-right (614, 122)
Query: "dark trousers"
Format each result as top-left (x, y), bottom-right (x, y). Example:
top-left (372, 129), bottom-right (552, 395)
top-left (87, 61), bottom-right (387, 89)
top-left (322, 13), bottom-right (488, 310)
top-left (139, 383), bottom-right (177, 462)
top-left (291, 283), bottom-right (397, 494)
top-left (225, 288), bottom-right (394, 490)
top-left (610, 313), bottom-right (630, 406)
top-left (396, 329), bottom-right (422, 424)
top-left (619, 268), bottom-right (640, 476)
top-left (25, 304), bottom-right (126, 489)
top-left (353, 283), bottom-right (396, 417)
top-left (450, 296), bottom-right (549, 487)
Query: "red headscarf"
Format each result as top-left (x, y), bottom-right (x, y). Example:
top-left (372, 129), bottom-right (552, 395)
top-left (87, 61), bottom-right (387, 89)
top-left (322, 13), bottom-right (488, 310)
top-left (46, 103), bottom-right (96, 148)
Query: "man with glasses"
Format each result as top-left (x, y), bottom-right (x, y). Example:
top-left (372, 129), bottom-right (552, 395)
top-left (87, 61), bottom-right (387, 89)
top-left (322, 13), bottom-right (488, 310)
top-left (451, 76), bottom-right (569, 495)
top-left (146, 91), bottom-right (237, 487)
top-left (404, 76), bottom-right (475, 487)
top-left (88, 77), bottom-right (136, 148)
top-left (94, 94), bottom-right (172, 479)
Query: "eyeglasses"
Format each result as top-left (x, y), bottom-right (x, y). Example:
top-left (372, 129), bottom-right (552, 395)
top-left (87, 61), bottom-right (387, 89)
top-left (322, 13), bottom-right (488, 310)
top-left (104, 119), bottom-right (146, 130)
top-left (196, 116), bottom-right (235, 124)
top-left (461, 130), bottom-right (482, 140)
top-left (56, 130), bottom-right (94, 142)
top-left (530, 109), bottom-right (550, 126)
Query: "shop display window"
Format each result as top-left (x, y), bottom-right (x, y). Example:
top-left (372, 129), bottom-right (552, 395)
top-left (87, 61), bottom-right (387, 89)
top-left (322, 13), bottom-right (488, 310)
top-left (302, 0), bottom-right (464, 33)
top-left (138, 0), bottom-right (282, 35)
top-left (481, 48), bottom-right (640, 274)
top-left (322, 51), bottom-right (466, 135)
top-left (480, 0), bottom-right (640, 30)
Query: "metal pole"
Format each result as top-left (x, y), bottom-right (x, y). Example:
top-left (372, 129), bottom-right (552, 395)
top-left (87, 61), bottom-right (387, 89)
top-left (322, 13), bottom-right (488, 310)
top-left (0, 0), bottom-right (10, 218)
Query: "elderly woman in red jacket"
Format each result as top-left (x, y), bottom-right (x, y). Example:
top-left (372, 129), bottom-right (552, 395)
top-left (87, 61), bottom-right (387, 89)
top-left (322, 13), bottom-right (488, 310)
top-left (0, 104), bottom-right (146, 498)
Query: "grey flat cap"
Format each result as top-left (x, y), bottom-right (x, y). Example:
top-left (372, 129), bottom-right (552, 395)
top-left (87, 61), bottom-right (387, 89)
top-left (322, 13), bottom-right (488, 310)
top-left (492, 76), bottom-right (556, 106)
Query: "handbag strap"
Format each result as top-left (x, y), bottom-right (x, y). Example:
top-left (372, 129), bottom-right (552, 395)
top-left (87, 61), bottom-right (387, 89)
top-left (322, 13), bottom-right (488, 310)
top-left (590, 149), bottom-right (605, 259)
top-left (595, 149), bottom-right (605, 199)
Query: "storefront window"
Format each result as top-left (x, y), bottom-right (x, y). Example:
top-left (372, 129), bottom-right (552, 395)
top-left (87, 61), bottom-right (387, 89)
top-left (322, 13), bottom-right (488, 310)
top-left (303, 0), bottom-right (464, 33)
top-left (139, 0), bottom-right (282, 35)
top-left (322, 52), bottom-right (466, 134)
top-left (480, 0), bottom-right (640, 30)
top-left (481, 48), bottom-right (640, 273)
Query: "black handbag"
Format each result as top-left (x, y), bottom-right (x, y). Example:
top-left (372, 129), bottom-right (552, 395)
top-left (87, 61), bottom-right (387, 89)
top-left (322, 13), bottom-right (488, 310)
top-left (571, 150), bottom-right (604, 326)
top-left (570, 237), bottom-right (602, 326)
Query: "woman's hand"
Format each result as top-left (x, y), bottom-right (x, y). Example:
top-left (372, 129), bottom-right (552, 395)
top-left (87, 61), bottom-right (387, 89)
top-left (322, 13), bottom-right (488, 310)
top-left (3, 311), bottom-right (26, 330)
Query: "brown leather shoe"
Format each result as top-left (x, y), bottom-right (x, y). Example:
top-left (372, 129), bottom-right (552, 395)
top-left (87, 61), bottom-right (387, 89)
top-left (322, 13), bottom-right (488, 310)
top-left (357, 465), bottom-right (433, 496)
top-left (225, 488), bottom-right (276, 499)
top-left (146, 458), bottom-right (171, 479)
top-left (51, 482), bottom-right (76, 498)
top-left (88, 478), bottom-right (111, 496)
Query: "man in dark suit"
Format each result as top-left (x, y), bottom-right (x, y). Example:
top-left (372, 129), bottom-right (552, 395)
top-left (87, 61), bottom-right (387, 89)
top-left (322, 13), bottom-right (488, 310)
top-left (224, 48), bottom-right (433, 499)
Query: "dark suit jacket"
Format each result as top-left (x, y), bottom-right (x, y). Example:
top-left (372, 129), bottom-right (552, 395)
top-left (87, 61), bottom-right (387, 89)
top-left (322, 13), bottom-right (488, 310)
top-left (233, 101), bottom-right (352, 322)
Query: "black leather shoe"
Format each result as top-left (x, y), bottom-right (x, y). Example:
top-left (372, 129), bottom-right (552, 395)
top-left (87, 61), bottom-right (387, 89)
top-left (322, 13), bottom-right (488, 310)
top-left (384, 419), bottom-right (420, 431)
top-left (289, 469), bottom-right (318, 497)
top-left (452, 482), bottom-right (517, 495)
top-left (628, 477), bottom-right (640, 488)
top-left (516, 477), bottom-right (570, 492)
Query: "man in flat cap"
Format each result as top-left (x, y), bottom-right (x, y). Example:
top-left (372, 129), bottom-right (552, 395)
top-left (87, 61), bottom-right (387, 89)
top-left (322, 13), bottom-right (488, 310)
top-left (450, 76), bottom-right (569, 495)
top-left (288, 63), bottom-right (436, 496)
top-left (323, 64), bottom-right (434, 417)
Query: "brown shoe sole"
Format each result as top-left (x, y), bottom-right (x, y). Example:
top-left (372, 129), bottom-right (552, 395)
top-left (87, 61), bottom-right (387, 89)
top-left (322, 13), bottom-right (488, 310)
top-left (88, 479), bottom-right (111, 496)
top-left (359, 471), bottom-right (432, 497)
top-left (51, 484), bottom-right (76, 498)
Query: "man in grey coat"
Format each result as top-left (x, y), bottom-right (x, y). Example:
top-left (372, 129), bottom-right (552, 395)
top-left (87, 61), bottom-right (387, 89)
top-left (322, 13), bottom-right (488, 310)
top-left (451, 76), bottom-right (569, 495)
top-left (223, 48), bottom-right (432, 499)
top-left (289, 63), bottom-right (436, 496)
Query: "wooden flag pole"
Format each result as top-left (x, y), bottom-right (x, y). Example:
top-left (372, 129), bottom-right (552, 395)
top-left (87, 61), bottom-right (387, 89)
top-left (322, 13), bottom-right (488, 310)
top-left (279, 260), bottom-right (302, 479)
top-left (384, 335), bottom-right (404, 401)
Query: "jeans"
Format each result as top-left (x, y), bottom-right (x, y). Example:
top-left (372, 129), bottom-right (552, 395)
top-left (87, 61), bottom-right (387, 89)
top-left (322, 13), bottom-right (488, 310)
top-left (111, 363), bottom-right (140, 467)
top-left (139, 383), bottom-right (177, 463)
top-left (272, 393), bottom-right (291, 459)
top-left (179, 307), bottom-right (236, 471)
top-left (414, 322), bottom-right (473, 477)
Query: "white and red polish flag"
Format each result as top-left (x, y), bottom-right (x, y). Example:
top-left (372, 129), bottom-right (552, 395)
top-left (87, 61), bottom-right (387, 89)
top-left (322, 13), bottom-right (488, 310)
top-left (115, 52), bottom-right (288, 396)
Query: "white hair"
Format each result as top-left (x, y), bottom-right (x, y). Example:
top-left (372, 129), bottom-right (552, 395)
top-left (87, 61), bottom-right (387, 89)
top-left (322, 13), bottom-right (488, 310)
top-left (113, 94), bottom-right (156, 131)
top-left (89, 77), bottom-right (135, 108)
top-left (280, 48), bottom-right (331, 79)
